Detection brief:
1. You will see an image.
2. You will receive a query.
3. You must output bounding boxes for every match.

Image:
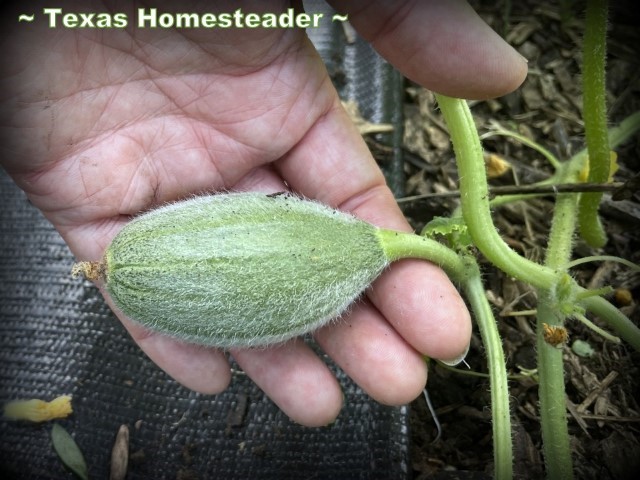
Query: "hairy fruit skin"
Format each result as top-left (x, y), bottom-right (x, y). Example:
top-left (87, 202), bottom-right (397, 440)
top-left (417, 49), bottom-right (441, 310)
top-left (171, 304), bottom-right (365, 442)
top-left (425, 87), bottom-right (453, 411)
top-left (94, 193), bottom-right (389, 348)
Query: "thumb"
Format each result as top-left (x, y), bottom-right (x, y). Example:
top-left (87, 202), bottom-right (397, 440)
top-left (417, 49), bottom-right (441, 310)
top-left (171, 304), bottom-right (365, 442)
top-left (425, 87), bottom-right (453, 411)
top-left (328, 0), bottom-right (527, 99)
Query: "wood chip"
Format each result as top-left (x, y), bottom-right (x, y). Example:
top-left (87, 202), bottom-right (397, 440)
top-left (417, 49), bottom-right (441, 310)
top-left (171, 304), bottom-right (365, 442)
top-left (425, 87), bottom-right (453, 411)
top-left (110, 424), bottom-right (130, 480)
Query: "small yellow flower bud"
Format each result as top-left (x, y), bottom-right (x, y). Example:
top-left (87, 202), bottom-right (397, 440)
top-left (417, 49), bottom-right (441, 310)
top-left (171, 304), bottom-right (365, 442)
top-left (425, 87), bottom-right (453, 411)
top-left (4, 395), bottom-right (73, 422)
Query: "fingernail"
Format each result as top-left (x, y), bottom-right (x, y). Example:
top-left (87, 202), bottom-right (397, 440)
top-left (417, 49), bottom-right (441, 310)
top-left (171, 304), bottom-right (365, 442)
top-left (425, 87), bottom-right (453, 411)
top-left (439, 342), bottom-right (470, 367)
top-left (517, 50), bottom-right (529, 64)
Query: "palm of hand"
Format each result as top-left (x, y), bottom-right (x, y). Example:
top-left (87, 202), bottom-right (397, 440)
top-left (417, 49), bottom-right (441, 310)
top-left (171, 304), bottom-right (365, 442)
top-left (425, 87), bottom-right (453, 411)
top-left (8, 26), bottom-right (338, 252)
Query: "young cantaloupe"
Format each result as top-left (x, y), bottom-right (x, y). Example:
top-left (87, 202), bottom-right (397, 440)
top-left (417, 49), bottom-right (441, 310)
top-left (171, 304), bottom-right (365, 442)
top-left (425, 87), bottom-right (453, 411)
top-left (73, 192), bottom-right (390, 347)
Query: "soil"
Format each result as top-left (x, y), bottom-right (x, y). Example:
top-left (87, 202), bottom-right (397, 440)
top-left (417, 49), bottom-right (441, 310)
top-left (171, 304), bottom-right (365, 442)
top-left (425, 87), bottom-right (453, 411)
top-left (377, 2), bottom-right (640, 479)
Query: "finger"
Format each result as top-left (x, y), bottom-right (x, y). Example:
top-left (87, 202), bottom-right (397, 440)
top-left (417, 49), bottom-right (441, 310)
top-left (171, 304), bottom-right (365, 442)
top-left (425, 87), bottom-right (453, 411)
top-left (231, 163), bottom-right (289, 193)
top-left (275, 100), bottom-right (387, 210)
top-left (369, 259), bottom-right (472, 362)
top-left (329, 0), bottom-right (527, 99)
top-left (118, 312), bottom-right (233, 395)
top-left (231, 342), bottom-right (343, 427)
top-left (314, 301), bottom-right (428, 405)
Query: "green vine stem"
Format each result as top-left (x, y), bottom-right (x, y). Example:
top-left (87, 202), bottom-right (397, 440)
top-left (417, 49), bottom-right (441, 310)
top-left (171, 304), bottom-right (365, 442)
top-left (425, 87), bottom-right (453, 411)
top-left (461, 256), bottom-right (513, 480)
top-left (535, 292), bottom-right (574, 479)
top-left (565, 255), bottom-right (640, 271)
top-left (434, 94), bottom-right (556, 289)
top-left (583, 295), bottom-right (640, 351)
top-left (433, 93), bottom-right (640, 480)
top-left (536, 191), bottom-right (579, 479)
top-left (543, 194), bottom-right (577, 268)
top-left (578, 0), bottom-right (610, 247)
top-left (378, 229), bottom-right (467, 282)
top-left (434, 94), bottom-right (640, 351)
top-left (380, 232), bottom-right (513, 479)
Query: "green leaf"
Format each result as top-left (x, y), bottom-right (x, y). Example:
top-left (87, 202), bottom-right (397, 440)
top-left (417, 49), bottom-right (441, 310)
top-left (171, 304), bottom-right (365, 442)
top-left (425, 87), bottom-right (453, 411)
top-left (421, 216), bottom-right (472, 248)
top-left (422, 216), bottom-right (464, 236)
top-left (51, 424), bottom-right (89, 480)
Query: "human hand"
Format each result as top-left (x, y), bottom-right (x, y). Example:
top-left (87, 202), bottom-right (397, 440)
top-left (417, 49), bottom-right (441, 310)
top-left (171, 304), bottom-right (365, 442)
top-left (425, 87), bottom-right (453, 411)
top-left (0, 0), bottom-right (525, 426)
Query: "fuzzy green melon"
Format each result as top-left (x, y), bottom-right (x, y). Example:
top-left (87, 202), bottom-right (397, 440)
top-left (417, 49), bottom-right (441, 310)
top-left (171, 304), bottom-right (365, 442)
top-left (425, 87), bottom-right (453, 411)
top-left (73, 192), bottom-right (392, 348)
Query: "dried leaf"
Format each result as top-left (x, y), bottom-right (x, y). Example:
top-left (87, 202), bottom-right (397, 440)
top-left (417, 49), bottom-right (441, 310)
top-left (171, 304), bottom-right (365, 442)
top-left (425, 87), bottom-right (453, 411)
top-left (110, 424), bottom-right (129, 480)
top-left (51, 424), bottom-right (89, 480)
